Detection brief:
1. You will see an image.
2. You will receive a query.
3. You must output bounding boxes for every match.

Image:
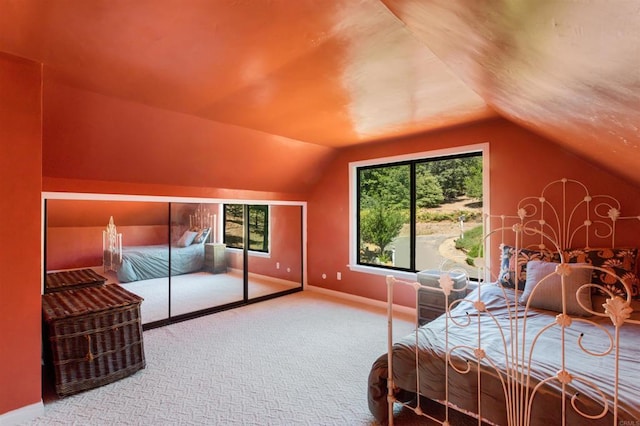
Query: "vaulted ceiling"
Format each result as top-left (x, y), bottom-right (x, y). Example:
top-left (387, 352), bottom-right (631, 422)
top-left (1, 1), bottom-right (639, 187)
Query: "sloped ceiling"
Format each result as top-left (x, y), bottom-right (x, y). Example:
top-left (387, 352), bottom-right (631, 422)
top-left (382, 0), bottom-right (640, 185)
top-left (1, 1), bottom-right (638, 190)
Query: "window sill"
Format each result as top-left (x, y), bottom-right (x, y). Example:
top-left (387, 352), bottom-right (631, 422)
top-left (347, 264), bottom-right (418, 282)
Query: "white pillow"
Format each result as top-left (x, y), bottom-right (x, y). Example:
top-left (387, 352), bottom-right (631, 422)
top-left (520, 260), bottom-right (593, 316)
top-left (177, 230), bottom-right (198, 247)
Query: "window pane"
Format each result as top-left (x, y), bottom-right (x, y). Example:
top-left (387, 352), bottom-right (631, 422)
top-left (415, 156), bottom-right (482, 279)
top-left (224, 204), bottom-right (244, 249)
top-left (224, 204), bottom-right (269, 253)
top-left (358, 164), bottom-right (411, 269)
top-left (248, 205), bottom-right (269, 252)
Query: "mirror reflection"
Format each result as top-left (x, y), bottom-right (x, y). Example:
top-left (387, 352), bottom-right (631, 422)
top-left (243, 205), bottom-right (303, 300)
top-left (45, 198), bottom-right (303, 328)
top-left (170, 202), bottom-right (242, 317)
top-left (46, 199), bottom-right (170, 323)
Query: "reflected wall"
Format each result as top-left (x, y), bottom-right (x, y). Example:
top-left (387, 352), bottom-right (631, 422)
top-left (246, 205), bottom-right (303, 300)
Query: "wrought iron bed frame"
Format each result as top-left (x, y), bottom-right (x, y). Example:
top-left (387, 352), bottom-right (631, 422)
top-left (385, 178), bottom-right (640, 425)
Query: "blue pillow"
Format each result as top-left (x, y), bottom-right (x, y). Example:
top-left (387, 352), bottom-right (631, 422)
top-left (520, 260), bottom-right (592, 316)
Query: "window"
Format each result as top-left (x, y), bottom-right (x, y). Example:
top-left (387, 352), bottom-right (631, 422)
top-left (352, 144), bottom-right (488, 280)
top-left (223, 204), bottom-right (270, 253)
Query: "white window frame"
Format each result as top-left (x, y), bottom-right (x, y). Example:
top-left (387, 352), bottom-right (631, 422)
top-left (347, 142), bottom-right (490, 281)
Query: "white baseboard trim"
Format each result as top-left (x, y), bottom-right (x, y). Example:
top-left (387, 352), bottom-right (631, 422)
top-left (1, 400), bottom-right (44, 426)
top-left (305, 284), bottom-right (415, 316)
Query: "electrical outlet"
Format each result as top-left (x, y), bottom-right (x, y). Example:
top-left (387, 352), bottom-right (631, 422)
top-left (337, 272), bottom-right (342, 280)
top-left (322, 273), bottom-right (327, 279)
top-left (276, 262), bottom-right (280, 269)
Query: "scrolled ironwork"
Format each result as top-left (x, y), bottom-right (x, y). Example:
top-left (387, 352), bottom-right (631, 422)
top-left (384, 179), bottom-right (638, 425)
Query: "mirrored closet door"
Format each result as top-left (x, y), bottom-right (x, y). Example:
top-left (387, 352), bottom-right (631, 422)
top-left (44, 197), bottom-right (304, 329)
top-left (243, 204), bottom-right (303, 300)
top-left (45, 199), bottom-right (171, 324)
top-left (169, 202), bottom-right (244, 319)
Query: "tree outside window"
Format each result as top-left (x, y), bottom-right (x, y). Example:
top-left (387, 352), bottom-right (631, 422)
top-left (357, 153), bottom-right (483, 278)
top-left (223, 204), bottom-right (269, 253)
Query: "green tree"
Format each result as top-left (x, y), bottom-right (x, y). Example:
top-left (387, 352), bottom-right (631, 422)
top-left (359, 165), bottom-right (410, 210)
top-left (360, 201), bottom-right (405, 261)
top-left (464, 157), bottom-right (483, 200)
top-left (423, 157), bottom-right (480, 200)
top-left (415, 165), bottom-right (444, 208)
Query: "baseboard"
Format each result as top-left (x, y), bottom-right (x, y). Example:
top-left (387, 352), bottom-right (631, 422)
top-left (305, 284), bottom-right (415, 316)
top-left (0, 400), bottom-right (44, 426)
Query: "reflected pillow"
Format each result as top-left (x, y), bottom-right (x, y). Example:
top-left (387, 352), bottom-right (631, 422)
top-left (177, 230), bottom-right (198, 247)
top-left (520, 260), bottom-right (592, 316)
top-left (192, 228), bottom-right (210, 244)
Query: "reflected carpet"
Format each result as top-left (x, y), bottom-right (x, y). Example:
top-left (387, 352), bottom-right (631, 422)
top-left (100, 269), bottom-right (300, 324)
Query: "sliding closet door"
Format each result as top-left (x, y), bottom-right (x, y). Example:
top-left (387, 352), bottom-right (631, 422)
top-left (45, 198), bottom-right (303, 328)
top-left (45, 199), bottom-right (171, 325)
top-left (169, 202), bottom-right (243, 319)
top-left (117, 201), bottom-right (171, 325)
top-left (246, 204), bottom-right (303, 300)
top-left (221, 203), bottom-right (247, 301)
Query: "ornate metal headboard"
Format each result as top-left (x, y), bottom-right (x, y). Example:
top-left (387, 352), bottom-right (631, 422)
top-left (484, 178), bottom-right (640, 299)
top-left (384, 178), bottom-right (640, 425)
top-left (487, 178), bottom-right (640, 253)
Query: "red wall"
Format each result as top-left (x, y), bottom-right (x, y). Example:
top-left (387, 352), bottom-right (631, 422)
top-left (43, 176), bottom-right (305, 203)
top-left (306, 118), bottom-right (640, 306)
top-left (0, 53), bottom-right (42, 415)
top-left (42, 76), bottom-right (336, 195)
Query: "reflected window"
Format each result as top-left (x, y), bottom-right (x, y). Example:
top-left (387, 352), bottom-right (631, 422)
top-left (223, 204), bottom-right (270, 253)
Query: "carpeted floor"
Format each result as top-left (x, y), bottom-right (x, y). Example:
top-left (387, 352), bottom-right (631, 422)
top-left (26, 290), bottom-right (469, 425)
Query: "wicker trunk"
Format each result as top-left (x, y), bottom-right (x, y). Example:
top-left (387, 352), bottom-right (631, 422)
top-left (42, 284), bottom-right (145, 396)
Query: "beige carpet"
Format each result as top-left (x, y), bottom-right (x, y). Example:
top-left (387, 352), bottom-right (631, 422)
top-left (27, 290), bottom-right (452, 426)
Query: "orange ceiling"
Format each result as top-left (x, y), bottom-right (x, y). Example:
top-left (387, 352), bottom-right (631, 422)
top-left (0, 0), bottom-right (493, 148)
top-left (382, 0), bottom-right (640, 184)
top-left (1, 1), bottom-right (639, 185)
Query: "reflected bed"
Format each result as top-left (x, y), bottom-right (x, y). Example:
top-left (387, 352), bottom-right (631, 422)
top-left (116, 243), bottom-right (206, 283)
